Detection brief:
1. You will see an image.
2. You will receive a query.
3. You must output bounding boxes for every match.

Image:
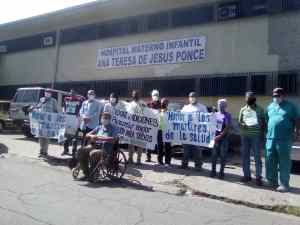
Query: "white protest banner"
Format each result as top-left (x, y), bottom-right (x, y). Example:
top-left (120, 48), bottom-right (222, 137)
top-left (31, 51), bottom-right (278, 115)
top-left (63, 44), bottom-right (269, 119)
top-left (97, 36), bottom-right (206, 69)
top-left (111, 101), bottom-right (159, 150)
top-left (163, 112), bottom-right (217, 148)
top-left (29, 111), bottom-right (77, 141)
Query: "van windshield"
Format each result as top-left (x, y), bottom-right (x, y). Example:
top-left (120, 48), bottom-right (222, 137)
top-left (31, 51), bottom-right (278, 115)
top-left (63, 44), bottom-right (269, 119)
top-left (14, 89), bottom-right (39, 103)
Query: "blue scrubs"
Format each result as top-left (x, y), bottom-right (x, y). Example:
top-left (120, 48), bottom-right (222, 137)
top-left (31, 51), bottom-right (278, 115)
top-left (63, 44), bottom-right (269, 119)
top-left (265, 100), bottom-right (300, 187)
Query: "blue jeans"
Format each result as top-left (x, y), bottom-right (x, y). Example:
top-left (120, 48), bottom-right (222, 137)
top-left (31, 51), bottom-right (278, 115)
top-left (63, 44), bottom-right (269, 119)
top-left (211, 138), bottom-right (229, 174)
top-left (182, 145), bottom-right (202, 168)
top-left (242, 136), bottom-right (262, 179)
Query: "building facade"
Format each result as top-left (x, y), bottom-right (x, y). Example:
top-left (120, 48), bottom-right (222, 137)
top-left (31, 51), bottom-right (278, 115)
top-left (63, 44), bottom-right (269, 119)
top-left (0, 0), bottom-right (300, 115)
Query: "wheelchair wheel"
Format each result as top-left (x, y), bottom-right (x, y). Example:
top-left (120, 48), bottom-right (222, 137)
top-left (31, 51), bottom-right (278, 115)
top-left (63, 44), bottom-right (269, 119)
top-left (89, 159), bottom-right (107, 183)
top-left (106, 150), bottom-right (127, 179)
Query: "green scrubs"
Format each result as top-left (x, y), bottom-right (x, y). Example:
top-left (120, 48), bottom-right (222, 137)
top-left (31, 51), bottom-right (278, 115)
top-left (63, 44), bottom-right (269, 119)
top-left (266, 100), bottom-right (300, 187)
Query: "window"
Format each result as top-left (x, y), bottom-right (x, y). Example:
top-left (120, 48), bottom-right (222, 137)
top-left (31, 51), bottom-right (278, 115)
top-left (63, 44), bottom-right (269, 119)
top-left (250, 0), bottom-right (268, 15)
top-left (251, 75), bottom-right (266, 95)
top-left (283, 0), bottom-right (300, 10)
top-left (22, 90), bottom-right (39, 103)
top-left (199, 76), bottom-right (247, 96)
top-left (95, 80), bottom-right (128, 97)
top-left (218, 2), bottom-right (240, 21)
top-left (144, 79), bottom-right (196, 97)
top-left (278, 73), bottom-right (298, 95)
top-left (14, 90), bottom-right (25, 102)
top-left (60, 24), bottom-right (98, 44)
top-left (172, 6), bottom-right (214, 27)
top-left (147, 12), bottom-right (169, 31)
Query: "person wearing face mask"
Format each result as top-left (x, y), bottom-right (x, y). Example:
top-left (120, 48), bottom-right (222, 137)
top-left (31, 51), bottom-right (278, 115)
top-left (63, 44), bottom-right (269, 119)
top-left (210, 99), bottom-right (232, 179)
top-left (159, 98), bottom-right (172, 166)
top-left (77, 112), bottom-right (118, 180)
top-left (103, 93), bottom-right (121, 115)
top-left (36, 88), bottom-right (58, 158)
top-left (128, 90), bottom-right (146, 165)
top-left (265, 88), bottom-right (300, 192)
top-left (146, 90), bottom-right (161, 162)
top-left (181, 92), bottom-right (208, 170)
top-left (62, 89), bottom-right (85, 155)
top-left (239, 92), bottom-right (265, 186)
top-left (79, 90), bottom-right (103, 146)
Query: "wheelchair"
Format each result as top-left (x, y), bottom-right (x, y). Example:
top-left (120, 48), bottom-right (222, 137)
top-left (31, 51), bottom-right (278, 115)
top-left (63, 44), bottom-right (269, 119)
top-left (72, 139), bottom-right (127, 183)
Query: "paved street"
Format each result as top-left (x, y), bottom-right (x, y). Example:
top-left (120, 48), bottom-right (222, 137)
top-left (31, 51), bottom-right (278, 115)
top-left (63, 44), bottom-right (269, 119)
top-left (1, 133), bottom-right (300, 224)
top-left (1, 154), bottom-right (300, 225)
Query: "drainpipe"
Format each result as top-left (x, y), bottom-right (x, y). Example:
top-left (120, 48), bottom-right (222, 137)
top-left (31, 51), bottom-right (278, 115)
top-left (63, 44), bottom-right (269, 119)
top-left (52, 29), bottom-right (61, 89)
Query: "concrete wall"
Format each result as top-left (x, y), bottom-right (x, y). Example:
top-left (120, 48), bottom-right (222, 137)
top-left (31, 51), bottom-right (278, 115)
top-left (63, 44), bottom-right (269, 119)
top-left (0, 0), bottom-right (217, 41)
top-left (0, 15), bottom-right (279, 85)
top-left (269, 11), bottom-right (300, 71)
top-left (0, 48), bottom-right (56, 85)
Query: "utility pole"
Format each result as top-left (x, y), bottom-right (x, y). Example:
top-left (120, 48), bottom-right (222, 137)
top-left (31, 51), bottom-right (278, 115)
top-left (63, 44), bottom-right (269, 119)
top-left (52, 29), bottom-right (61, 89)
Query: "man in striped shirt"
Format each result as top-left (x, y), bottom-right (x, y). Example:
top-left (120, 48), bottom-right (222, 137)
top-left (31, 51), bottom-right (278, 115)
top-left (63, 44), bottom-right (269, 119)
top-left (238, 92), bottom-right (265, 186)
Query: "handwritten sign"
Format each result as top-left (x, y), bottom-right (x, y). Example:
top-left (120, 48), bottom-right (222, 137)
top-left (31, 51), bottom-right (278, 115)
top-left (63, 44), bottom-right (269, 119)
top-left (29, 111), bottom-right (77, 141)
top-left (111, 101), bottom-right (159, 150)
top-left (163, 112), bottom-right (217, 148)
top-left (97, 36), bottom-right (206, 69)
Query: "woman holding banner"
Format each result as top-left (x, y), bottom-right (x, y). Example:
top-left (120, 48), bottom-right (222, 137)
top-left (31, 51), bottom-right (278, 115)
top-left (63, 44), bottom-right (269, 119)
top-left (158, 98), bottom-right (172, 166)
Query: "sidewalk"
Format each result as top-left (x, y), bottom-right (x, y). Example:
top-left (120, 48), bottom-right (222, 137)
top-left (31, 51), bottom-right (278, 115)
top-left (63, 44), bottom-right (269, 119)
top-left (1, 133), bottom-right (300, 212)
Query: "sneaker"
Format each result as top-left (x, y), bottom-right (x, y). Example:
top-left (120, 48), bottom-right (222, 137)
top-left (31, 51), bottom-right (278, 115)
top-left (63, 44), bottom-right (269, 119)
top-left (164, 164), bottom-right (171, 168)
top-left (240, 177), bottom-right (252, 183)
top-left (256, 178), bottom-right (263, 186)
top-left (276, 185), bottom-right (289, 193)
top-left (38, 153), bottom-right (47, 158)
top-left (218, 172), bottom-right (225, 180)
top-left (210, 171), bottom-right (216, 178)
top-left (194, 166), bottom-right (202, 172)
top-left (78, 176), bottom-right (89, 181)
top-left (265, 180), bottom-right (278, 188)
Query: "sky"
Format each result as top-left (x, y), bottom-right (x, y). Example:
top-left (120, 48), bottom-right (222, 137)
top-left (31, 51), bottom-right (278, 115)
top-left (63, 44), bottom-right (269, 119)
top-left (0, 0), bottom-right (100, 25)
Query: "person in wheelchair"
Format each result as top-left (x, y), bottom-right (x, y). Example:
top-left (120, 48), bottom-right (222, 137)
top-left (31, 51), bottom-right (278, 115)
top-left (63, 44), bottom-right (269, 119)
top-left (77, 112), bottom-right (118, 180)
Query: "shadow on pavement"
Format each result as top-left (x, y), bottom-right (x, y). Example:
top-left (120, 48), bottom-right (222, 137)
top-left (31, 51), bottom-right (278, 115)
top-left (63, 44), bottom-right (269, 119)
top-left (82, 178), bottom-right (154, 192)
top-left (0, 143), bottom-right (9, 154)
top-left (42, 155), bottom-right (71, 167)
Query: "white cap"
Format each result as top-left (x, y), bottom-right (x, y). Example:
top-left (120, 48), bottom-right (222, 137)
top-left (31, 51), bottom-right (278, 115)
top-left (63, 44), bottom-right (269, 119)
top-left (151, 90), bottom-right (159, 96)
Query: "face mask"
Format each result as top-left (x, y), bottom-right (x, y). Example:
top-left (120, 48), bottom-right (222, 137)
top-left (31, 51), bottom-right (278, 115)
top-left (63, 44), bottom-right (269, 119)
top-left (218, 104), bottom-right (226, 112)
top-left (45, 92), bottom-right (51, 98)
top-left (247, 98), bottom-right (256, 106)
top-left (110, 98), bottom-right (117, 104)
top-left (152, 95), bottom-right (159, 102)
top-left (132, 96), bottom-right (138, 102)
top-left (88, 95), bottom-right (95, 100)
top-left (273, 97), bottom-right (282, 105)
top-left (101, 119), bottom-right (110, 126)
top-left (189, 97), bottom-right (197, 104)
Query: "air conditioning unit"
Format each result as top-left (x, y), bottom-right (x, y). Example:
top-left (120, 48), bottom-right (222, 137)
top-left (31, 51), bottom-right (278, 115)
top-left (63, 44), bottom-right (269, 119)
top-left (43, 36), bottom-right (54, 46)
top-left (0, 45), bottom-right (7, 53)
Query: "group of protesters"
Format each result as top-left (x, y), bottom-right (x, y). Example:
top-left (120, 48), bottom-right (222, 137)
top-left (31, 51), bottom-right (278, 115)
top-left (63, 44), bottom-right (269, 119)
top-left (34, 86), bottom-right (300, 193)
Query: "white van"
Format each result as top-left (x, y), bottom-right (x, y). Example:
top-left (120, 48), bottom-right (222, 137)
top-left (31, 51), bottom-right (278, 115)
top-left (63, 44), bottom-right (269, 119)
top-left (9, 87), bottom-right (71, 128)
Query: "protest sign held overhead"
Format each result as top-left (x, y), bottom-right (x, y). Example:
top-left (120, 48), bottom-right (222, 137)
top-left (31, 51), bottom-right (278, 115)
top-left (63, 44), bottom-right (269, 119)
top-left (163, 111), bottom-right (217, 148)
